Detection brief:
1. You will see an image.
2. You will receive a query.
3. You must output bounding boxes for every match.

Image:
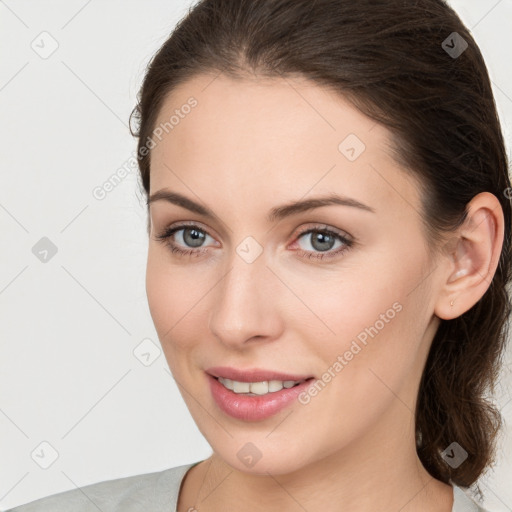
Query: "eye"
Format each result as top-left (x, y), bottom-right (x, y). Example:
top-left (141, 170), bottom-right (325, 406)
top-left (153, 223), bottom-right (217, 257)
top-left (292, 225), bottom-right (354, 260)
top-left (154, 222), bottom-right (354, 261)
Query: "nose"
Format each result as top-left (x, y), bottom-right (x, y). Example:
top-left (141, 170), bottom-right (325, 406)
top-left (208, 250), bottom-right (284, 349)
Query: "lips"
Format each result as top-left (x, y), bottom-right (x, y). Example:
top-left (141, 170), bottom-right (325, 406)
top-left (205, 366), bottom-right (314, 383)
top-left (207, 373), bottom-right (316, 421)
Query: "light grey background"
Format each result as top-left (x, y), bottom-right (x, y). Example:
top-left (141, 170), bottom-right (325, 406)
top-left (0, 0), bottom-right (511, 510)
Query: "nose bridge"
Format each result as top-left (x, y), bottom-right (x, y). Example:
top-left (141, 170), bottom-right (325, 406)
top-left (208, 245), bottom-right (281, 346)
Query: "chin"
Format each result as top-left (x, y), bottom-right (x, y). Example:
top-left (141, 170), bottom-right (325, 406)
top-left (210, 442), bottom-right (314, 477)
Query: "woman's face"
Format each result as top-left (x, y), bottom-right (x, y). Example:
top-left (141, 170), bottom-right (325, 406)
top-left (146, 72), bottom-right (444, 475)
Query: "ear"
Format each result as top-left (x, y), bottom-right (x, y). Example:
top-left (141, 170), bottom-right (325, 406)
top-left (434, 192), bottom-right (505, 320)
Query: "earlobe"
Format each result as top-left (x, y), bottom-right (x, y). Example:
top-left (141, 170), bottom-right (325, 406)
top-left (434, 192), bottom-right (504, 321)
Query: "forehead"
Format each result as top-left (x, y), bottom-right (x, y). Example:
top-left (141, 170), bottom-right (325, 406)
top-left (152, 72), bottom-right (378, 163)
top-left (149, 72), bottom-right (422, 223)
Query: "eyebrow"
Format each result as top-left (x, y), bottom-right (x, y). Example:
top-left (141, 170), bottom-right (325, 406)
top-left (147, 189), bottom-right (375, 223)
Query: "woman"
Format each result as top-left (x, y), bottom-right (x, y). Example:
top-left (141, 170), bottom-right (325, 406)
top-left (7, 0), bottom-right (511, 510)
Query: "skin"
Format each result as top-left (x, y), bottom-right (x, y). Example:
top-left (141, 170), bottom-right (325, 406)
top-left (145, 72), bottom-right (504, 512)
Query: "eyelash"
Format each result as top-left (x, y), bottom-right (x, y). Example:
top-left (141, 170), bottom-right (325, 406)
top-left (154, 222), bottom-right (354, 261)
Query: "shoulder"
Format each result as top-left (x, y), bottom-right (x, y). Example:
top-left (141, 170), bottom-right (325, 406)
top-left (4, 462), bottom-right (198, 512)
top-left (452, 484), bottom-right (492, 512)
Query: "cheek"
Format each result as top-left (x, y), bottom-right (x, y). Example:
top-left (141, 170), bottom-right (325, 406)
top-left (145, 250), bottom-right (171, 330)
top-left (145, 261), bottom-right (190, 377)
top-left (145, 249), bottom-right (188, 348)
top-left (145, 248), bottom-right (211, 352)
top-left (290, 262), bottom-right (402, 348)
top-left (300, 302), bottom-right (417, 441)
top-left (299, 254), bottom-right (425, 391)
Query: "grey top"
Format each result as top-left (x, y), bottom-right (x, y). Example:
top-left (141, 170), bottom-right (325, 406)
top-left (5, 461), bottom-right (490, 511)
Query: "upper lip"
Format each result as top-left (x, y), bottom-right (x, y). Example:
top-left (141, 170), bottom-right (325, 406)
top-left (206, 366), bottom-right (314, 383)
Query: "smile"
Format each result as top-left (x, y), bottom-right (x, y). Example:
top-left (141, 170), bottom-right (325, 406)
top-left (217, 377), bottom-right (307, 395)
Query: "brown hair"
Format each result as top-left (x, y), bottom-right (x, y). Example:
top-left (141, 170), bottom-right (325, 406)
top-left (129, 0), bottom-right (512, 496)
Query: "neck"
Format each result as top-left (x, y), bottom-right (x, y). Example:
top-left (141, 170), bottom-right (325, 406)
top-left (178, 401), bottom-right (454, 512)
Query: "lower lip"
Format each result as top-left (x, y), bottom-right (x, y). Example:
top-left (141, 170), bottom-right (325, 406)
top-left (207, 374), bottom-right (315, 421)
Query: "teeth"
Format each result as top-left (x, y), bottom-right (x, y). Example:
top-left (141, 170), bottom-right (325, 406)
top-left (218, 377), bottom-right (304, 395)
top-left (233, 381), bottom-right (250, 393)
top-left (268, 380), bottom-right (284, 392)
